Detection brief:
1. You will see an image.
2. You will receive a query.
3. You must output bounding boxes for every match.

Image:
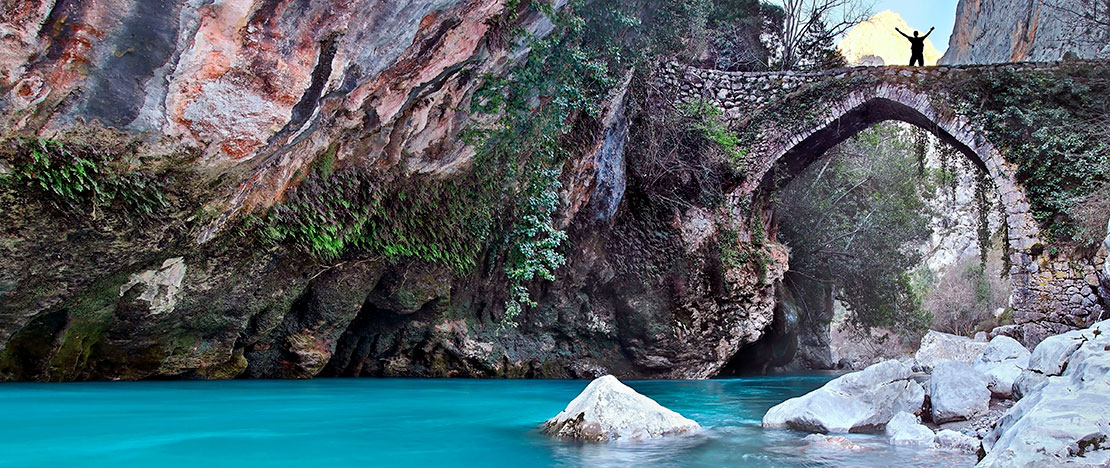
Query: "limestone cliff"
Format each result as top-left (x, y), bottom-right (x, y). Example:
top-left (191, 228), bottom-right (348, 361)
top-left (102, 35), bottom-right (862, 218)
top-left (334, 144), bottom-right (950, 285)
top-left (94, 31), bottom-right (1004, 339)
top-left (941, 0), bottom-right (1110, 64)
top-left (0, 1), bottom-right (789, 381)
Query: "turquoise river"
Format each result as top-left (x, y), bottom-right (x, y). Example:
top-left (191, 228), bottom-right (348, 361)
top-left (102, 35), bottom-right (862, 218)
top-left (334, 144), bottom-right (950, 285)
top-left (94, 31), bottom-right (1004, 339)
top-left (0, 374), bottom-right (976, 467)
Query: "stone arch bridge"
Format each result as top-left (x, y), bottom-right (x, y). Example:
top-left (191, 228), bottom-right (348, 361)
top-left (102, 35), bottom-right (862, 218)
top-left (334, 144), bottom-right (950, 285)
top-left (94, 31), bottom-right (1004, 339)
top-left (657, 61), bottom-right (1109, 345)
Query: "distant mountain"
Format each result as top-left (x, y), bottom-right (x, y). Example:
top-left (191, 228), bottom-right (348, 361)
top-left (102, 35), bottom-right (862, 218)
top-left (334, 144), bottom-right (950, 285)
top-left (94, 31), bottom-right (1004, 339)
top-left (838, 10), bottom-right (943, 66)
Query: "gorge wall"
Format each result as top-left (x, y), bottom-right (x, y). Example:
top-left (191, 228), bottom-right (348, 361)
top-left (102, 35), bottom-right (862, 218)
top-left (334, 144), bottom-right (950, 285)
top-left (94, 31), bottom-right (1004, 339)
top-left (0, 0), bottom-right (792, 381)
top-left (942, 0), bottom-right (1110, 64)
top-left (0, 1), bottom-right (1106, 382)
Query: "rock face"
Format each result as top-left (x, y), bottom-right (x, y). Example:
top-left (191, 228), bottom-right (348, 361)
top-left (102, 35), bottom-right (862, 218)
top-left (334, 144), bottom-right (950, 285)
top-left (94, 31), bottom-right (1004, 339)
top-left (0, 0), bottom-right (1105, 381)
top-left (928, 360), bottom-right (990, 424)
top-left (542, 375), bottom-right (700, 441)
top-left (885, 411), bottom-right (934, 447)
top-left (1012, 319), bottom-right (1108, 398)
top-left (915, 331), bottom-right (987, 372)
top-left (973, 335), bottom-right (1030, 398)
top-left (980, 320), bottom-right (1110, 467)
top-left (838, 10), bottom-right (943, 66)
top-left (762, 360), bottom-right (924, 433)
top-left (0, 1), bottom-right (793, 381)
top-left (942, 0), bottom-right (1110, 64)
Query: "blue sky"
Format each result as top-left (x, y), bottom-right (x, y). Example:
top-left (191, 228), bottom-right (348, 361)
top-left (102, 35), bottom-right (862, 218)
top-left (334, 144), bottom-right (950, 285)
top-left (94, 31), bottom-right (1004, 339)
top-left (872, 0), bottom-right (961, 53)
top-left (765, 0), bottom-right (962, 53)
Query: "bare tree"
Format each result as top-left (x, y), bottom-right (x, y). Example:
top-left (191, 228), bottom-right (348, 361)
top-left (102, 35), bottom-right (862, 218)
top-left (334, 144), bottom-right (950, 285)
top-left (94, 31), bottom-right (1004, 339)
top-left (1038, 0), bottom-right (1110, 28)
top-left (1036, 0), bottom-right (1110, 53)
top-left (776, 0), bottom-right (873, 70)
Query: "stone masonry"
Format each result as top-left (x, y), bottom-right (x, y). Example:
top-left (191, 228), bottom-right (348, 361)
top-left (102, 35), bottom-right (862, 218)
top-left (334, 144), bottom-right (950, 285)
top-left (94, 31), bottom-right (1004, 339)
top-left (657, 61), bottom-right (1110, 346)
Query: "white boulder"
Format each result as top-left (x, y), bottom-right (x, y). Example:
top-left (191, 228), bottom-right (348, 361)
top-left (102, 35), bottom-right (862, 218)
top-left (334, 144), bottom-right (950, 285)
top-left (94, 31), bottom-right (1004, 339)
top-left (980, 320), bottom-right (1110, 467)
top-left (933, 429), bottom-right (979, 453)
top-left (763, 360), bottom-right (924, 433)
top-left (973, 335), bottom-right (1030, 398)
top-left (1102, 218), bottom-right (1110, 285)
top-left (929, 360), bottom-right (990, 423)
top-left (1012, 324), bottom-right (1089, 398)
top-left (885, 411), bottom-right (934, 447)
top-left (542, 375), bottom-right (700, 441)
top-left (915, 330), bottom-right (987, 372)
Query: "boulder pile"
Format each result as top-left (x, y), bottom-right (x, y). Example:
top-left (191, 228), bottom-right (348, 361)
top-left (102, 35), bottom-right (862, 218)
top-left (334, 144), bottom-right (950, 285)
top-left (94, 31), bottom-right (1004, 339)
top-left (763, 320), bottom-right (1110, 466)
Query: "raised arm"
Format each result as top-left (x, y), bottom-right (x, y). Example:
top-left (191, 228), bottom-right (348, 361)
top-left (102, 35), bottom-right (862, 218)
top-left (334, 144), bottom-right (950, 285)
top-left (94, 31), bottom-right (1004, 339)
top-left (922, 26), bottom-right (935, 38)
top-left (895, 27), bottom-right (911, 39)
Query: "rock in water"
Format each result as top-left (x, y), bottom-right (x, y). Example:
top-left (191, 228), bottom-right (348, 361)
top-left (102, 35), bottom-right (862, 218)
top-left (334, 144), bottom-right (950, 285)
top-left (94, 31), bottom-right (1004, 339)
top-left (980, 320), bottom-right (1110, 467)
top-left (885, 412), bottom-right (934, 447)
top-left (802, 434), bottom-right (867, 452)
top-left (973, 335), bottom-right (1030, 398)
top-left (762, 360), bottom-right (924, 433)
top-left (929, 360), bottom-right (991, 423)
top-left (933, 429), bottom-right (979, 453)
top-left (542, 375), bottom-right (700, 441)
top-left (914, 330), bottom-right (987, 372)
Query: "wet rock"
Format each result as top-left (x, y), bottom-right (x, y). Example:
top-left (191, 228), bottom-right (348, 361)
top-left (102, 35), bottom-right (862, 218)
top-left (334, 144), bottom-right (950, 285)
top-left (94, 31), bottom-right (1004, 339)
top-left (542, 375), bottom-right (700, 441)
top-left (885, 411), bottom-right (934, 447)
top-left (914, 330), bottom-right (987, 372)
top-left (933, 429), bottom-right (979, 453)
top-left (802, 434), bottom-right (868, 452)
top-left (980, 321), bottom-right (1110, 467)
top-left (973, 335), bottom-right (1030, 398)
top-left (928, 360), bottom-right (990, 424)
top-left (763, 360), bottom-right (924, 433)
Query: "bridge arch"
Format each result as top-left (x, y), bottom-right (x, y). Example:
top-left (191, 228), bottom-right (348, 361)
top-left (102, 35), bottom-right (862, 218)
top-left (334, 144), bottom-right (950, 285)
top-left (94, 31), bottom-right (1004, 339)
top-left (754, 85), bottom-right (1041, 314)
top-left (660, 61), bottom-right (1110, 346)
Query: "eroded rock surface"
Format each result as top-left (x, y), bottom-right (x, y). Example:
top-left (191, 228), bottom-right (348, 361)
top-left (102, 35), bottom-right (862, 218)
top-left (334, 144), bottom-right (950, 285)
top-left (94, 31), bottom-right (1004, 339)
top-left (762, 360), bottom-right (924, 433)
top-left (542, 375), bottom-right (700, 441)
top-left (980, 320), bottom-right (1110, 467)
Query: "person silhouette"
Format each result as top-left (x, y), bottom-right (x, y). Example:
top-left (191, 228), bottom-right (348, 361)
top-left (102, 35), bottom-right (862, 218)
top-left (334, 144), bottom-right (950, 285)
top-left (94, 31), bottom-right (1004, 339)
top-left (896, 26), bottom-right (934, 66)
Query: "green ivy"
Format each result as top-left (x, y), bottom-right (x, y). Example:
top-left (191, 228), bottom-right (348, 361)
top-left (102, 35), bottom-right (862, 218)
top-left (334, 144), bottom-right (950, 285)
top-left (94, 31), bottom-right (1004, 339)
top-left (501, 168), bottom-right (568, 329)
top-left (680, 99), bottom-right (748, 168)
top-left (956, 65), bottom-right (1110, 245)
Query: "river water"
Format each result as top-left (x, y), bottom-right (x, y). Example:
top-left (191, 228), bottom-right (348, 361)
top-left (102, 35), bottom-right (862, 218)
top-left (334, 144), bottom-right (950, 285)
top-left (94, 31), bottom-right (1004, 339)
top-left (0, 374), bottom-right (975, 467)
